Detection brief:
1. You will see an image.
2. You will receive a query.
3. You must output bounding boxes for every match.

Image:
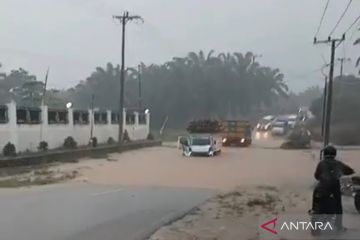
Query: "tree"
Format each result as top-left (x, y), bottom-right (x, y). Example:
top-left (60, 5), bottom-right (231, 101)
top-left (310, 75), bottom-right (360, 124)
top-left (0, 67), bottom-right (40, 105)
top-left (65, 51), bottom-right (289, 128)
top-left (13, 80), bottom-right (44, 106)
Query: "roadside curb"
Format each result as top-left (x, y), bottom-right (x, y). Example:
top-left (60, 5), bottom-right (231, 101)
top-left (311, 141), bottom-right (360, 150)
top-left (140, 197), bottom-right (211, 240)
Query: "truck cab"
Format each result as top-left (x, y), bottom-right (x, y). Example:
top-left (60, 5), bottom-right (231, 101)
top-left (221, 120), bottom-right (252, 147)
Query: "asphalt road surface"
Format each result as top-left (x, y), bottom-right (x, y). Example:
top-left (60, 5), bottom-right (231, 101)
top-left (0, 183), bottom-right (213, 240)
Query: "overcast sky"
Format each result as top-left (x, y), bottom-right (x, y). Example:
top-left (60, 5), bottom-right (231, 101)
top-left (0, 0), bottom-right (359, 92)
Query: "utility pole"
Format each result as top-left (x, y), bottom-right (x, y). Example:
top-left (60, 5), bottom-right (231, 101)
top-left (314, 35), bottom-right (345, 151)
top-left (337, 57), bottom-right (351, 77)
top-left (90, 94), bottom-right (95, 143)
top-left (113, 12), bottom-right (144, 147)
top-left (337, 57), bottom-right (351, 97)
top-left (138, 64), bottom-right (142, 109)
top-left (321, 76), bottom-right (328, 137)
top-left (320, 65), bottom-right (329, 138)
top-left (39, 67), bottom-right (50, 142)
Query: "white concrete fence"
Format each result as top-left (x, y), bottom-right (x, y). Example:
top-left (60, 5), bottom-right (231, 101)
top-left (0, 101), bottom-right (150, 152)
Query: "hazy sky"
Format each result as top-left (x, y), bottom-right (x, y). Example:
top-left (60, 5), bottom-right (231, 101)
top-left (0, 0), bottom-right (359, 92)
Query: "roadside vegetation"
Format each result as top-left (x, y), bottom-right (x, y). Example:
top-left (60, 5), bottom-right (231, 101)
top-left (310, 75), bottom-right (360, 145)
top-left (0, 164), bottom-right (78, 188)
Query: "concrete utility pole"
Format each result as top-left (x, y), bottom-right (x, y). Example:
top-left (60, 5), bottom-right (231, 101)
top-left (39, 67), bottom-right (50, 142)
top-left (314, 35), bottom-right (345, 153)
top-left (113, 12), bottom-right (144, 147)
top-left (337, 57), bottom-right (351, 77)
top-left (320, 65), bottom-right (329, 138)
top-left (138, 64), bottom-right (142, 109)
top-left (89, 94), bottom-right (95, 143)
top-left (337, 57), bottom-right (351, 97)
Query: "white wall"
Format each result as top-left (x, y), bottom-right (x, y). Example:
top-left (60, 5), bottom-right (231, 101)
top-left (0, 101), bottom-right (150, 152)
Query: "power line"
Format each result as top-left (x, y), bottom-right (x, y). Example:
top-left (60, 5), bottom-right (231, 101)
top-left (316, 45), bottom-right (328, 65)
top-left (342, 17), bottom-right (360, 56)
top-left (287, 63), bottom-right (331, 79)
top-left (348, 20), bottom-right (360, 42)
top-left (329, 0), bottom-right (353, 36)
top-left (343, 14), bottom-right (360, 34)
top-left (315, 0), bottom-right (331, 38)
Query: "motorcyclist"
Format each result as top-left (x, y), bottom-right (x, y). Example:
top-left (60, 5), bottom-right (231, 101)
top-left (312, 145), bottom-right (355, 232)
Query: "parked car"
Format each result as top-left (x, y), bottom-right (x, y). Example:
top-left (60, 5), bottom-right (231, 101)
top-left (181, 134), bottom-right (221, 157)
top-left (271, 119), bottom-right (288, 136)
top-left (256, 115), bottom-right (275, 131)
top-left (287, 114), bottom-right (298, 129)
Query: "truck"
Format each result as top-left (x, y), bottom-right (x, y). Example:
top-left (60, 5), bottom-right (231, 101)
top-left (221, 120), bottom-right (252, 147)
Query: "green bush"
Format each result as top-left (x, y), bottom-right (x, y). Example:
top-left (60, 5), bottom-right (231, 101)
top-left (147, 133), bottom-right (154, 140)
top-left (3, 142), bottom-right (16, 157)
top-left (38, 141), bottom-right (48, 151)
top-left (63, 136), bottom-right (77, 149)
top-left (123, 130), bottom-right (130, 142)
top-left (107, 137), bottom-right (115, 144)
top-left (281, 125), bottom-right (311, 149)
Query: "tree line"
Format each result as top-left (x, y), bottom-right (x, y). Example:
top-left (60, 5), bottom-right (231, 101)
top-left (68, 51), bottom-right (289, 128)
top-left (0, 50), bottom-right (324, 128)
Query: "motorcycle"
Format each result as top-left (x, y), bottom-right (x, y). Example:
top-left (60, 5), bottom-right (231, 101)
top-left (340, 175), bottom-right (360, 214)
top-left (309, 175), bottom-right (360, 236)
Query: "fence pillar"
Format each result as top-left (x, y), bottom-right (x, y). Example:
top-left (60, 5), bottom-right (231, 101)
top-left (68, 108), bottom-right (74, 127)
top-left (6, 100), bottom-right (18, 149)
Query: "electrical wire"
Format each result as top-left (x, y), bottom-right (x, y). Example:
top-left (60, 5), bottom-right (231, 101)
top-left (347, 21), bottom-right (360, 42)
top-left (343, 14), bottom-right (360, 34)
top-left (288, 64), bottom-right (331, 79)
top-left (342, 20), bottom-right (358, 59)
top-left (315, 0), bottom-right (331, 38)
top-left (329, 0), bottom-right (353, 36)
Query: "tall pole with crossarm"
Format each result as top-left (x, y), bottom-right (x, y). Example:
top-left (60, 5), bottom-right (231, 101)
top-left (113, 12), bottom-right (144, 149)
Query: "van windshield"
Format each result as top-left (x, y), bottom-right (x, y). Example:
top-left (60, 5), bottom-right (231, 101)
top-left (191, 138), bottom-right (211, 146)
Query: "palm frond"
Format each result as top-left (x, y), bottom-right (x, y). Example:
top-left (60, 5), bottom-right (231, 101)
top-left (207, 50), bottom-right (215, 60)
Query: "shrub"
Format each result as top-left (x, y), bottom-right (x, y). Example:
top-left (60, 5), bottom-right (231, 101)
top-left (281, 125), bottom-right (311, 149)
top-left (123, 130), bottom-right (130, 142)
top-left (63, 136), bottom-right (77, 149)
top-left (38, 141), bottom-right (48, 151)
top-left (107, 137), bottom-right (115, 144)
top-left (3, 142), bottom-right (16, 157)
top-left (147, 133), bottom-right (154, 140)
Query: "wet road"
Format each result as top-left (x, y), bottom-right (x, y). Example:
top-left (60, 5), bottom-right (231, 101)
top-left (0, 183), bottom-right (213, 240)
top-left (1, 134), bottom-right (359, 240)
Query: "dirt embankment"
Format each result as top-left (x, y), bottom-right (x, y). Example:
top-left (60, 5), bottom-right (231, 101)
top-left (149, 186), bottom-right (309, 240)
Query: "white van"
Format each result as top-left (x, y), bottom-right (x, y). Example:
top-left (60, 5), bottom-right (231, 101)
top-left (180, 134), bottom-right (221, 157)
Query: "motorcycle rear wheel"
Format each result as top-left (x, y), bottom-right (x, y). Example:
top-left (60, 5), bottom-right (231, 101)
top-left (355, 191), bottom-right (360, 214)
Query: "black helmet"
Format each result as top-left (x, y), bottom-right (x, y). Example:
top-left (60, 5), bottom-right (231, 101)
top-left (323, 145), bottom-right (337, 157)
